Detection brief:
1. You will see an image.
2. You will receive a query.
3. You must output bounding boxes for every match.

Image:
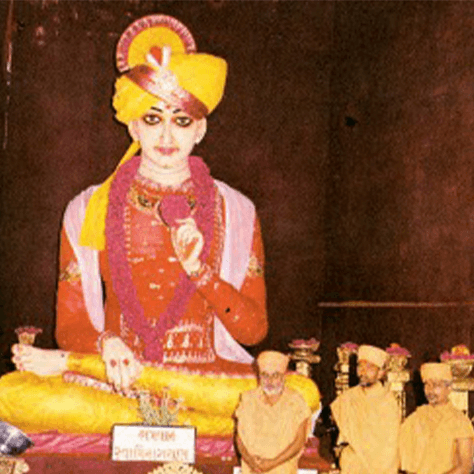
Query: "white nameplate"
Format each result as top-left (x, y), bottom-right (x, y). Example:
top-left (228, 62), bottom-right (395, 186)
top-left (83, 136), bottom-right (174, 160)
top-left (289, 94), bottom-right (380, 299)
top-left (112, 425), bottom-right (196, 463)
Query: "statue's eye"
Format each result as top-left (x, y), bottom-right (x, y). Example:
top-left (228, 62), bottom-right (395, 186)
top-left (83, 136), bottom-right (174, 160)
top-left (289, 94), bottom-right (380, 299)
top-left (174, 116), bottom-right (193, 128)
top-left (142, 114), bottom-right (161, 125)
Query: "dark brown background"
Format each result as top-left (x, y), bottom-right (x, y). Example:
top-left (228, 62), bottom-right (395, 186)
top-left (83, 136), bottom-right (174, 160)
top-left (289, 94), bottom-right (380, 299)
top-left (1, 0), bottom-right (474, 410)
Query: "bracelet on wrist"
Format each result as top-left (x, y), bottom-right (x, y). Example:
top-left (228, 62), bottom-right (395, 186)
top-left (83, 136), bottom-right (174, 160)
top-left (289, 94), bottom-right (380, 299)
top-left (192, 263), bottom-right (214, 288)
top-left (96, 330), bottom-right (118, 355)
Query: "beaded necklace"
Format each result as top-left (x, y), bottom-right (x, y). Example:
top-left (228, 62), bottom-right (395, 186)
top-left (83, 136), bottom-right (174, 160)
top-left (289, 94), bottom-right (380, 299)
top-left (106, 155), bottom-right (215, 361)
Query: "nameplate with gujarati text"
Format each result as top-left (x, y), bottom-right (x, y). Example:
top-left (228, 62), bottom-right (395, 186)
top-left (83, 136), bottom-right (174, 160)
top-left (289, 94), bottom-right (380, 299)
top-left (112, 424), bottom-right (196, 463)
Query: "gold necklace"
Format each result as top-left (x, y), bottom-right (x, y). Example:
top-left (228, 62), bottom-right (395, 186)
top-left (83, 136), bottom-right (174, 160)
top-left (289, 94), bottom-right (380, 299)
top-left (127, 182), bottom-right (197, 216)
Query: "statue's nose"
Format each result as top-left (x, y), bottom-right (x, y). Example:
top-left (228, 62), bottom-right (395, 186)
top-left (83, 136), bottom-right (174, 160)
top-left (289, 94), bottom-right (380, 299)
top-left (160, 121), bottom-right (173, 145)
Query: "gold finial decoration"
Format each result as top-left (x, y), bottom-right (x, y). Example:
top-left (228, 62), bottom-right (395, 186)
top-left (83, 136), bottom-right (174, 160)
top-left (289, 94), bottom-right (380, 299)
top-left (440, 344), bottom-right (474, 378)
top-left (288, 338), bottom-right (321, 377)
top-left (385, 343), bottom-right (411, 373)
top-left (385, 343), bottom-right (411, 420)
top-left (334, 342), bottom-right (358, 396)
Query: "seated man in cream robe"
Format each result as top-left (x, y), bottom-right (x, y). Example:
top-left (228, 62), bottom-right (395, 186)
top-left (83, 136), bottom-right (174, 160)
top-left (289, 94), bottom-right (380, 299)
top-left (330, 344), bottom-right (400, 474)
top-left (399, 362), bottom-right (474, 474)
top-left (235, 351), bottom-right (311, 474)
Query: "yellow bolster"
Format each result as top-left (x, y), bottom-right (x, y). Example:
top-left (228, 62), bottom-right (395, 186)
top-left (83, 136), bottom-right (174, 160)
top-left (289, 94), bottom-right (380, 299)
top-left (67, 354), bottom-right (321, 417)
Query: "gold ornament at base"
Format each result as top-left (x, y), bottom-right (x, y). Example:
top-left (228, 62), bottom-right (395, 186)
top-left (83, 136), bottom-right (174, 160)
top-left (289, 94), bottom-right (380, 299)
top-left (0, 456), bottom-right (29, 474)
top-left (148, 462), bottom-right (203, 474)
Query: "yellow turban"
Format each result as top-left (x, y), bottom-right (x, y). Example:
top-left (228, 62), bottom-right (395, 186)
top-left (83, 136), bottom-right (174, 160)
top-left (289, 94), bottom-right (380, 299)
top-left (358, 345), bottom-right (389, 369)
top-left (257, 351), bottom-right (290, 374)
top-left (420, 363), bottom-right (453, 382)
top-left (80, 15), bottom-right (227, 250)
top-left (113, 54), bottom-right (227, 125)
top-left (113, 14), bottom-right (227, 123)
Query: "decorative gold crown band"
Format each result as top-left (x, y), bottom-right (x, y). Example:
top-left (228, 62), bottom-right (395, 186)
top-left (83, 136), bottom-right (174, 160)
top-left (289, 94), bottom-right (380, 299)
top-left (126, 64), bottom-right (208, 120)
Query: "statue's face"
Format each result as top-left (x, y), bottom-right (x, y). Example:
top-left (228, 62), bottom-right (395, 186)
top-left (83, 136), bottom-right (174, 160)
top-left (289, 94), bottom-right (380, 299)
top-left (424, 379), bottom-right (451, 406)
top-left (357, 359), bottom-right (382, 387)
top-left (259, 370), bottom-right (285, 396)
top-left (129, 101), bottom-right (206, 172)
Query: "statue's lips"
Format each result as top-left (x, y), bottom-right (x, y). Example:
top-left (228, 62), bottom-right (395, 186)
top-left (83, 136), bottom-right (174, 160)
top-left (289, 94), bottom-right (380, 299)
top-left (155, 147), bottom-right (179, 155)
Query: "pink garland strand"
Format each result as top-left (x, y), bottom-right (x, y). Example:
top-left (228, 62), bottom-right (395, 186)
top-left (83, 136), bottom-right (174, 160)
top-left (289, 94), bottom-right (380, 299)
top-left (106, 155), bottom-right (215, 361)
top-left (160, 194), bottom-right (191, 226)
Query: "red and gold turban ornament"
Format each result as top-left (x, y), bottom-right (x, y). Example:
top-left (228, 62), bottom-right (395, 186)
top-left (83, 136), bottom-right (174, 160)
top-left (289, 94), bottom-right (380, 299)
top-left (80, 15), bottom-right (227, 249)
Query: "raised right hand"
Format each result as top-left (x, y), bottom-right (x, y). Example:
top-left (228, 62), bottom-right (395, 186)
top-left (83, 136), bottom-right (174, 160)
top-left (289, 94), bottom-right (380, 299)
top-left (171, 217), bottom-right (204, 275)
top-left (101, 336), bottom-right (142, 394)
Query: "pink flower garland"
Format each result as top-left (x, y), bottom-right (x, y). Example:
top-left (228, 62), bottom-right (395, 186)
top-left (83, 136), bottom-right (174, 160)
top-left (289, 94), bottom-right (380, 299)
top-left (106, 155), bottom-right (215, 361)
top-left (291, 338), bottom-right (320, 348)
top-left (340, 342), bottom-right (359, 351)
top-left (385, 343), bottom-right (411, 357)
top-left (440, 351), bottom-right (474, 361)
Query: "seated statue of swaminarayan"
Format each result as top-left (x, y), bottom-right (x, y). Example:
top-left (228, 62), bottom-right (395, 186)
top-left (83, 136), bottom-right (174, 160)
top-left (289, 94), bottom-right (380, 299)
top-left (0, 14), bottom-right (320, 436)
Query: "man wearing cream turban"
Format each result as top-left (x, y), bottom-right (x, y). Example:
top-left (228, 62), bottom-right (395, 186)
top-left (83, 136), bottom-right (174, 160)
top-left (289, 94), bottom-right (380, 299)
top-left (399, 362), bottom-right (474, 474)
top-left (330, 344), bottom-right (400, 474)
top-left (235, 351), bottom-right (311, 474)
top-left (0, 15), bottom-right (320, 436)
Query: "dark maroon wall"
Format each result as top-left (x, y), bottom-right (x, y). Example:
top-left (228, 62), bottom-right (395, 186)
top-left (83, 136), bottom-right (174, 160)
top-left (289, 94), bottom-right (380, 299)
top-left (1, 1), bottom-right (474, 410)
top-left (319, 2), bottom-right (474, 405)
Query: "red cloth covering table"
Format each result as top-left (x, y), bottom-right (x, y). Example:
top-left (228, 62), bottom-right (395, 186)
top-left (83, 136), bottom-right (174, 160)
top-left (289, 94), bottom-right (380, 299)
top-left (19, 433), bottom-right (332, 473)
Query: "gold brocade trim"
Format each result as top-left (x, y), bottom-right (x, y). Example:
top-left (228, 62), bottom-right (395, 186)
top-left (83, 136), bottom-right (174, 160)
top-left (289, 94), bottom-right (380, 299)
top-left (134, 174), bottom-right (195, 193)
top-left (63, 371), bottom-right (118, 396)
top-left (163, 350), bottom-right (216, 364)
top-left (246, 253), bottom-right (263, 278)
top-left (163, 319), bottom-right (215, 364)
top-left (212, 191), bottom-right (224, 274)
top-left (58, 260), bottom-right (81, 282)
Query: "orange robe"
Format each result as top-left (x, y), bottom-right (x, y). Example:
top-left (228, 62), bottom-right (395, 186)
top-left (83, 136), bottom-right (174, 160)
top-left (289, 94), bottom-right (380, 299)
top-left (399, 401), bottom-right (474, 474)
top-left (331, 383), bottom-right (400, 474)
top-left (235, 386), bottom-right (311, 474)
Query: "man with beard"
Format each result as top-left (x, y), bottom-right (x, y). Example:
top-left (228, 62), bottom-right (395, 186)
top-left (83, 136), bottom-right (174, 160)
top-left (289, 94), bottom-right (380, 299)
top-left (235, 351), bottom-right (311, 474)
top-left (330, 344), bottom-right (400, 474)
top-left (399, 362), bottom-right (474, 474)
